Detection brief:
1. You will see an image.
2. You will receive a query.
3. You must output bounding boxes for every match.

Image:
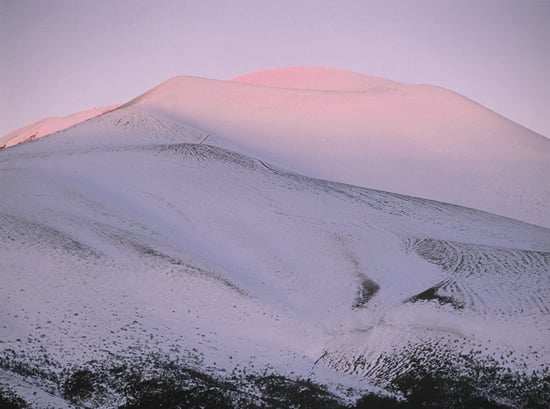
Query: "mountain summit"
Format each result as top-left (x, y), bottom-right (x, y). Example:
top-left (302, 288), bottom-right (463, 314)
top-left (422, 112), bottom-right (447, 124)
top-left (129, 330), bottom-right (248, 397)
top-left (4, 67), bottom-right (549, 228)
top-left (231, 66), bottom-right (399, 91)
top-left (1, 67), bottom-right (549, 408)
top-left (127, 67), bottom-right (550, 228)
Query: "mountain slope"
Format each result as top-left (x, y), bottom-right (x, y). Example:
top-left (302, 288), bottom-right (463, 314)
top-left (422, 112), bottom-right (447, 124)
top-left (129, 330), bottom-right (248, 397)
top-left (116, 67), bottom-right (550, 229)
top-left (4, 67), bottom-right (549, 228)
top-left (0, 104), bottom-right (119, 149)
top-left (1, 108), bottom-right (549, 407)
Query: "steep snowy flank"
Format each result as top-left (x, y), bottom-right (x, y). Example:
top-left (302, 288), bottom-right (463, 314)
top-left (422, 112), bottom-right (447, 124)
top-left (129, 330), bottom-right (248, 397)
top-left (1, 109), bottom-right (549, 406)
top-left (4, 67), bottom-right (549, 228)
top-left (122, 67), bottom-right (550, 228)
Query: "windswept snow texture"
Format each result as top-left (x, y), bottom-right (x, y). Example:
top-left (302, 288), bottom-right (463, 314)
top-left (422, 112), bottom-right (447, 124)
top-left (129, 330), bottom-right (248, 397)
top-left (1, 104), bottom-right (550, 405)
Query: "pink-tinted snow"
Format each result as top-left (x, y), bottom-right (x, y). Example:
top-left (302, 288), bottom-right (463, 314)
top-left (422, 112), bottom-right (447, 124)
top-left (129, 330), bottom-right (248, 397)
top-left (0, 104), bottom-right (119, 148)
top-left (124, 67), bottom-right (550, 228)
top-left (4, 67), bottom-right (550, 228)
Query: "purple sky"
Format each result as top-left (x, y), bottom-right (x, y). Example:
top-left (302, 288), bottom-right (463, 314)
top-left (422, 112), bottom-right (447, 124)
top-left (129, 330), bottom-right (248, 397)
top-left (1, 0), bottom-right (549, 137)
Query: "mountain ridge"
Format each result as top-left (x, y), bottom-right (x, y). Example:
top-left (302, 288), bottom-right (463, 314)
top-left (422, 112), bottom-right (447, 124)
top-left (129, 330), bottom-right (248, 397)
top-left (4, 66), bottom-right (548, 228)
top-left (0, 104), bottom-right (119, 149)
top-left (1, 91), bottom-right (549, 406)
top-left (116, 69), bottom-right (550, 228)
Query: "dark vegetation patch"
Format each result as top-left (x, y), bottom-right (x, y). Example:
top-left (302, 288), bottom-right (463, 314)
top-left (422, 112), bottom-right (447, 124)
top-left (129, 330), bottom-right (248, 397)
top-left (0, 385), bottom-right (29, 409)
top-left (372, 344), bottom-right (550, 409)
top-left (1, 348), bottom-right (548, 409)
top-left (252, 374), bottom-right (342, 409)
top-left (406, 280), bottom-right (464, 309)
top-left (353, 277), bottom-right (380, 309)
top-left (63, 369), bottom-right (100, 402)
top-left (0, 349), bottom-right (60, 385)
top-left (56, 354), bottom-right (347, 409)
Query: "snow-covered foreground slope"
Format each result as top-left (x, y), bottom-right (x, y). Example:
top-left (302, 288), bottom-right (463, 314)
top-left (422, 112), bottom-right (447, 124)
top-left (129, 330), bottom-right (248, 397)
top-left (1, 108), bottom-right (549, 407)
top-left (0, 104), bottom-right (118, 149)
top-left (121, 67), bottom-right (550, 229)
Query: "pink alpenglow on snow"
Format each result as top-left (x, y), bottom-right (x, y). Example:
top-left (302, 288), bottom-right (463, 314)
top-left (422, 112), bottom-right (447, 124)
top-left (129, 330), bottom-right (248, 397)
top-left (0, 104), bottom-right (119, 149)
top-left (123, 67), bottom-right (550, 229)
top-left (231, 66), bottom-right (399, 91)
top-left (4, 67), bottom-right (550, 228)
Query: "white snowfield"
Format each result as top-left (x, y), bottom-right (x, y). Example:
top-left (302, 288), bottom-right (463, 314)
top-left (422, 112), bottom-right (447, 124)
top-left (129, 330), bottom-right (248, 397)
top-left (1, 68), bottom-right (550, 405)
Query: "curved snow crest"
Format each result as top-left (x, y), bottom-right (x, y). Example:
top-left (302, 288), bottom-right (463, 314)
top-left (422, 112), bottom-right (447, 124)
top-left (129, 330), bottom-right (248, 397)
top-left (231, 66), bottom-right (401, 92)
top-left (0, 104), bottom-right (119, 149)
top-left (122, 67), bottom-right (550, 229)
top-left (4, 66), bottom-right (550, 227)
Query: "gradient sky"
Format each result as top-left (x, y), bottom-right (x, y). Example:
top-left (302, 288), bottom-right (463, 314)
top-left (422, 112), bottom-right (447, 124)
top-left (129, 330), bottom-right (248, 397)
top-left (1, 0), bottom-right (549, 137)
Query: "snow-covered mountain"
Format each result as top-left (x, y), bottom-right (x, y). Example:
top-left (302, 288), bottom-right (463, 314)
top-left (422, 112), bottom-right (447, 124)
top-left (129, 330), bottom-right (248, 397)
top-left (3, 67), bottom-right (549, 228)
top-left (0, 104), bottom-right (119, 149)
top-left (125, 66), bottom-right (550, 229)
top-left (1, 68), bottom-right (549, 408)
